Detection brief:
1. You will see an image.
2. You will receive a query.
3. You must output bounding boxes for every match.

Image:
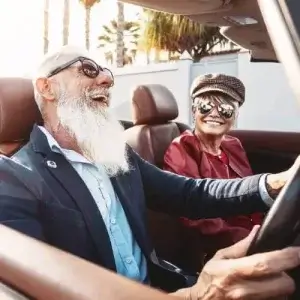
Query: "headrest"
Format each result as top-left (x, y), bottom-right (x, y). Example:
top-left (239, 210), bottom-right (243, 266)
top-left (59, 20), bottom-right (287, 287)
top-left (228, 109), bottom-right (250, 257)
top-left (0, 78), bottom-right (42, 143)
top-left (131, 84), bottom-right (178, 125)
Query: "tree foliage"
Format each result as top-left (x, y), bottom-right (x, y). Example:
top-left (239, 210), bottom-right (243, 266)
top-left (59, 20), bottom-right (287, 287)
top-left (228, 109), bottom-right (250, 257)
top-left (98, 20), bottom-right (141, 65)
top-left (79, 0), bottom-right (101, 49)
top-left (79, 0), bottom-right (100, 9)
top-left (99, 20), bottom-right (140, 48)
top-left (142, 10), bottom-right (233, 62)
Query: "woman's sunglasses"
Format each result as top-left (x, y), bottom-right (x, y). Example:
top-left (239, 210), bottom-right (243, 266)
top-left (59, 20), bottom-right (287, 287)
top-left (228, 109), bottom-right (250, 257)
top-left (194, 99), bottom-right (235, 119)
top-left (47, 56), bottom-right (114, 87)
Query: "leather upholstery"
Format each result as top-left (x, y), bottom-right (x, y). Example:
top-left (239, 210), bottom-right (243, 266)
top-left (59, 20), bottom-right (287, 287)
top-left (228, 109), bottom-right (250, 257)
top-left (125, 124), bottom-right (180, 168)
top-left (0, 142), bottom-right (25, 157)
top-left (0, 282), bottom-right (28, 300)
top-left (125, 84), bottom-right (188, 266)
top-left (0, 78), bottom-right (41, 156)
top-left (0, 225), bottom-right (172, 300)
top-left (131, 84), bottom-right (178, 126)
top-left (175, 122), bottom-right (191, 133)
top-left (126, 84), bottom-right (181, 168)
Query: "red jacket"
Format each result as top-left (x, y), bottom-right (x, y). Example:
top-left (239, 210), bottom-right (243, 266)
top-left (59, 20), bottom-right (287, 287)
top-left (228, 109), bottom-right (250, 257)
top-left (163, 130), bottom-right (264, 253)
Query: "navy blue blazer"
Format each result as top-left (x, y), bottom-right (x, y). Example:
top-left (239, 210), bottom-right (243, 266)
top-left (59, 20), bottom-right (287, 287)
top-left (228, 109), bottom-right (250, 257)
top-left (0, 126), bottom-right (268, 288)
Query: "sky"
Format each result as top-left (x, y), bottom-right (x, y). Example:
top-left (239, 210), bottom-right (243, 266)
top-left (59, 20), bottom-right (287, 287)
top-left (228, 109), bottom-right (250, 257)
top-left (0, 0), bottom-right (141, 76)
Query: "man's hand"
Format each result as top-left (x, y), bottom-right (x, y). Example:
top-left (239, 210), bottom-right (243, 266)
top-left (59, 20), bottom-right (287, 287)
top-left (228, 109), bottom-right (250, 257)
top-left (266, 155), bottom-right (300, 199)
top-left (186, 226), bottom-right (300, 299)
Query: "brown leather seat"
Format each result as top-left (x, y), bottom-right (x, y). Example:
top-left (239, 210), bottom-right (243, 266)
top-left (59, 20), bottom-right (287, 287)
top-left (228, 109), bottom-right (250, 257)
top-left (0, 282), bottom-right (29, 300)
top-left (124, 84), bottom-right (191, 267)
top-left (125, 84), bottom-right (181, 168)
top-left (0, 78), bottom-right (42, 156)
top-left (0, 225), bottom-right (173, 300)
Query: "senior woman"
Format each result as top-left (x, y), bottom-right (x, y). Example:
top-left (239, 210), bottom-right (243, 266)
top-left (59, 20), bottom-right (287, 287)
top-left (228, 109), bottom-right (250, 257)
top-left (163, 73), bottom-right (264, 261)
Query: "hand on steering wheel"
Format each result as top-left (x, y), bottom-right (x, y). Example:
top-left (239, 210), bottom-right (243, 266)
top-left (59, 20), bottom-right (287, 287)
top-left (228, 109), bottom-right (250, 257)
top-left (189, 226), bottom-right (300, 300)
top-left (266, 155), bottom-right (300, 199)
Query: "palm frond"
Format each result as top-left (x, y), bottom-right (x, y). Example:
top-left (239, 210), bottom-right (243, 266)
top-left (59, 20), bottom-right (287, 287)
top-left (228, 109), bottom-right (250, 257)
top-left (111, 20), bottom-right (118, 30)
top-left (102, 25), bottom-right (114, 35)
top-left (98, 35), bottom-right (113, 43)
top-left (97, 19), bottom-right (141, 51)
top-left (141, 9), bottom-right (230, 61)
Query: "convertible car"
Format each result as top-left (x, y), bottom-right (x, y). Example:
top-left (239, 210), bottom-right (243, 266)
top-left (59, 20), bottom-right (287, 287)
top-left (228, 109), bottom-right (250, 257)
top-left (0, 0), bottom-right (299, 299)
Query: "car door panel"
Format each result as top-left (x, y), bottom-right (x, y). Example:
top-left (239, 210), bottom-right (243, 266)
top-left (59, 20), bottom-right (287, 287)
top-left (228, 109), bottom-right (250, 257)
top-left (230, 130), bottom-right (300, 174)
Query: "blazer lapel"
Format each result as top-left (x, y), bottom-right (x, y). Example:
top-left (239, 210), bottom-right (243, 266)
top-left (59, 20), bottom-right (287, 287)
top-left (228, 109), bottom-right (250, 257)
top-left (111, 173), bottom-right (152, 257)
top-left (31, 126), bottom-right (116, 271)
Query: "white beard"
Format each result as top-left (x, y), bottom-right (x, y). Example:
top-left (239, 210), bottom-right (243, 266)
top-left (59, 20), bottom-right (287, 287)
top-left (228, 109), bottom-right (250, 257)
top-left (56, 93), bottom-right (130, 177)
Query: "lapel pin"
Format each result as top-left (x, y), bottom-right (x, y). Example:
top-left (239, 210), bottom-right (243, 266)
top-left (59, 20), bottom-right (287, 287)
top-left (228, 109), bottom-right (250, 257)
top-left (46, 160), bottom-right (57, 168)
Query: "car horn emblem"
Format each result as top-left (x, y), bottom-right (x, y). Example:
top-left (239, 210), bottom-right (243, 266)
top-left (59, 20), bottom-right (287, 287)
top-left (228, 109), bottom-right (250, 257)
top-left (46, 160), bottom-right (57, 168)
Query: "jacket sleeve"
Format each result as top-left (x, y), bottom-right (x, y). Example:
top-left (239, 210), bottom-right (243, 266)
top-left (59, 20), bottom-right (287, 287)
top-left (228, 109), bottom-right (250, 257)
top-left (133, 150), bottom-right (269, 219)
top-left (0, 156), bottom-right (46, 241)
top-left (163, 140), bottom-right (199, 178)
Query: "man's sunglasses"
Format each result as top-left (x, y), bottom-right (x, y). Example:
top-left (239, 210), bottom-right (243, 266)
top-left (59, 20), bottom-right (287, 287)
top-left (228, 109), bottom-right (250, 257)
top-left (47, 56), bottom-right (114, 86)
top-left (194, 99), bottom-right (235, 119)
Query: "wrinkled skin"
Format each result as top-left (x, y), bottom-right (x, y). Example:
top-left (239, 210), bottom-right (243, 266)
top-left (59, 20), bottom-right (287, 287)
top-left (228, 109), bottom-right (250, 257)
top-left (193, 94), bottom-right (237, 138)
top-left (189, 226), bottom-right (299, 300)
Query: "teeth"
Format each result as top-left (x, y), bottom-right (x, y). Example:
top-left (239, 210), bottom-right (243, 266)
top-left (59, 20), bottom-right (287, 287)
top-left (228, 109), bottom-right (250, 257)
top-left (205, 121), bottom-right (222, 125)
top-left (92, 93), bottom-right (106, 98)
top-left (88, 89), bottom-right (109, 99)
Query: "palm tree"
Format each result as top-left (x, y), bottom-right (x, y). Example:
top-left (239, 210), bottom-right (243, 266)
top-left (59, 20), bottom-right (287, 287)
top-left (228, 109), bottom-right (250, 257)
top-left (79, 0), bottom-right (101, 50)
top-left (116, 1), bottom-right (125, 67)
top-left (62, 0), bottom-right (70, 45)
top-left (142, 10), bottom-right (233, 62)
top-left (135, 10), bottom-right (151, 63)
top-left (43, 0), bottom-right (50, 54)
top-left (98, 20), bottom-right (140, 65)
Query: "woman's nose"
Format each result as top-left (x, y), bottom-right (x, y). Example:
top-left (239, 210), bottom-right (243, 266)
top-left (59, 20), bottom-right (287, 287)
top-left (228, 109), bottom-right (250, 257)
top-left (209, 107), bottom-right (221, 117)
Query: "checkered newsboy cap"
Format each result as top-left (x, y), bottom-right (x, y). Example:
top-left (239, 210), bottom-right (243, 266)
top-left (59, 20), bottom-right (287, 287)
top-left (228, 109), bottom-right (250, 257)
top-left (190, 73), bottom-right (245, 106)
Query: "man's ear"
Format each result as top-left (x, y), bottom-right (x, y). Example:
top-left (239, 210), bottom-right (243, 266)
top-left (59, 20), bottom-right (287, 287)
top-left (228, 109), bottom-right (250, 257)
top-left (35, 78), bottom-right (56, 102)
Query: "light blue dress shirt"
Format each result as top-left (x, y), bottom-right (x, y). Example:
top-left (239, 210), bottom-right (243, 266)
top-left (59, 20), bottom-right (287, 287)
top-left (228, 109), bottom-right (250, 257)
top-left (39, 126), bottom-right (148, 283)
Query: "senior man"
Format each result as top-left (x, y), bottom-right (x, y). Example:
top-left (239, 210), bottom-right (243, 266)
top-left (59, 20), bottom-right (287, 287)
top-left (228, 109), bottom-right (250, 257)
top-left (0, 45), bottom-right (298, 300)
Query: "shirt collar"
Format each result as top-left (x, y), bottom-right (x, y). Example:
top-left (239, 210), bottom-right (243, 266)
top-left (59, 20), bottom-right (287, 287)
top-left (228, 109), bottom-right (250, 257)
top-left (38, 126), bottom-right (91, 164)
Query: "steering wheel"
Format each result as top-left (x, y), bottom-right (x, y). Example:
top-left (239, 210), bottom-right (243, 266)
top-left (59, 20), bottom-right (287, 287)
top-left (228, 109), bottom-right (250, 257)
top-left (247, 159), bottom-right (300, 299)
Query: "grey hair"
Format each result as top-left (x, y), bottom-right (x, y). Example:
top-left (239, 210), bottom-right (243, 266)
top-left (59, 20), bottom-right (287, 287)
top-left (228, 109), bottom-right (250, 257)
top-left (32, 45), bottom-right (92, 110)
